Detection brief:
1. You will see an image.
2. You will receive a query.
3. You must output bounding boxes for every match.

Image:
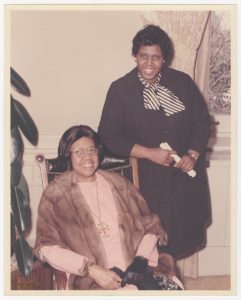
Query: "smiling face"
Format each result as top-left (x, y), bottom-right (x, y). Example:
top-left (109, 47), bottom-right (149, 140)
top-left (70, 137), bottom-right (99, 183)
top-left (135, 45), bottom-right (165, 83)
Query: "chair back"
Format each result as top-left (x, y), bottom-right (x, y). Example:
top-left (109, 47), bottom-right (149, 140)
top-left (35, 152), bottom-right (139, 190)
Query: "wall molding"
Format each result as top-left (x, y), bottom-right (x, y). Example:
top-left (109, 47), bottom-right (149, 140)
top-left (23, 133), bottom-right (231, 167)
top-left (23, 135), bottom-right (60, 165)
top-left (24, 135), bottom-right (60, 150)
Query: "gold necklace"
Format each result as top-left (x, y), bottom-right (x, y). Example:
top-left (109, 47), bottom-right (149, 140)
top-left (95, 179), bottom-right (111, 239)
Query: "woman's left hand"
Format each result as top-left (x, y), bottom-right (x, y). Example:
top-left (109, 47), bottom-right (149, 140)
top-left (88, 264), bottom-right (121, 289)
top-left (175, 155), bottom-right (195, 173)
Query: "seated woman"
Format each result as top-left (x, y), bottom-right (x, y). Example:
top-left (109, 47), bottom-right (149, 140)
top-left (34, 125), bottom-right (183, 290)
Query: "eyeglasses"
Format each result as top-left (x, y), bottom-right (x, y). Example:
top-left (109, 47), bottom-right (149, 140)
top-left (71, 146), bottom-right (98, 158)
top-left (137, 53), bottom-right (163, 63)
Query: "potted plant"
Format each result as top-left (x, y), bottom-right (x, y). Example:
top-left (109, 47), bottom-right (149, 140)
top-left (11, 67), bottom-right (38, 277)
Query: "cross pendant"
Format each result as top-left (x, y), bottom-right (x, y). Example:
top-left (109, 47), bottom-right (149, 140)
top-left (97, 222), bottom-right (111, 239)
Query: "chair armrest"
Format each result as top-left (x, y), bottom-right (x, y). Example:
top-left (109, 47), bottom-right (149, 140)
top-left (35, 154), bottom-right (49, 189)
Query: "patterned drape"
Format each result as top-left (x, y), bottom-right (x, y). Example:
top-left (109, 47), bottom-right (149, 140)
top-left (140, 10), bottom-right (210, 79)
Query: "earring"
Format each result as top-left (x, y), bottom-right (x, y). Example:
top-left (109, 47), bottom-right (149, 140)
top-left (163, 60), bottom-right (166, 63)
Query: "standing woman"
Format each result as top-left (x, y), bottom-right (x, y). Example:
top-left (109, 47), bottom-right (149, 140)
top-left (98, 25), bottom-right (211, 259)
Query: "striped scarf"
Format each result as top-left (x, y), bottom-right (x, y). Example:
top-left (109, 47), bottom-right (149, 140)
top-left (138, 72), bottom-right (186, 117)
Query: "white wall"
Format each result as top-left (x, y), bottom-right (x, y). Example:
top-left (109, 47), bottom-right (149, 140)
top-left (11, 9), bottom-right (143, 140)
top-left (10, 7), bottom-right (144, 244)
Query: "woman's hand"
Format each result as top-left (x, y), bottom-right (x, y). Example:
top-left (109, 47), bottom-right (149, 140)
top-left (130, 144), bottom-right (176, 166)
top-left (88, 264), bottom-right (121, 289)
top-left (146, 148), bottom-right (176, 166)
top-left (175, 154), bottom-right (196, 173)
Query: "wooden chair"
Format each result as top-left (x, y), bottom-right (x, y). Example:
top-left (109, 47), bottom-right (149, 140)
top-left (35, 152), bottom-right (139, 190)
top-left (35, 151), bottom-right (139, 289)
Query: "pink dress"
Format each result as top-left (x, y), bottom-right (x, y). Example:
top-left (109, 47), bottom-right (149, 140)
top-left (39, 173), bottom-right (182, 290)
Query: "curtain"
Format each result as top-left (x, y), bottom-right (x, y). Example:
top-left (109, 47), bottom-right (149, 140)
top-left (141, 10), bottom-right (210, 80)
top-left (195, 12), bottom-right (211, 102)
top-left (140, 10), bottom-right (211, 278)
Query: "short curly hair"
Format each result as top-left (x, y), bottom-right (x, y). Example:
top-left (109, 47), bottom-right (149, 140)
top-left (132, 24), bottom-right (174, 65)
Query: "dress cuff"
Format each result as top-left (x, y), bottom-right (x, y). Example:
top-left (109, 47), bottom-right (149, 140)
top-left (39, 245), bottom-right (88, 276)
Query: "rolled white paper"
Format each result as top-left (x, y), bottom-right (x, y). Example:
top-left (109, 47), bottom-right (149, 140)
top-left (160, 142), bottom-right (196, 178)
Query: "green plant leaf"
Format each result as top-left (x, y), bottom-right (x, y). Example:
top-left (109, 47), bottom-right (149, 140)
top-left (11, 185), bottom-right (31, 234)
top-left (11, 158), bottom-right (22, 187)
top-left (11, 126), bottom-right (23, 164)
top-left (15, 236), bottom-right (33, 277)
top-left (12, 97), bottom-right (38, 146)
top-left (11, 213), bottom-right (16, 256)
top-left (11, 67), bottom-right (31, 97)
top-left (11, 96), bottom-right (17, 129)
top-left (16, 174), bottom-right (32, 234)
top-left (11, 187), bottom-right (23, 234)
top-left (17, 174), bottom-right (30, 204)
